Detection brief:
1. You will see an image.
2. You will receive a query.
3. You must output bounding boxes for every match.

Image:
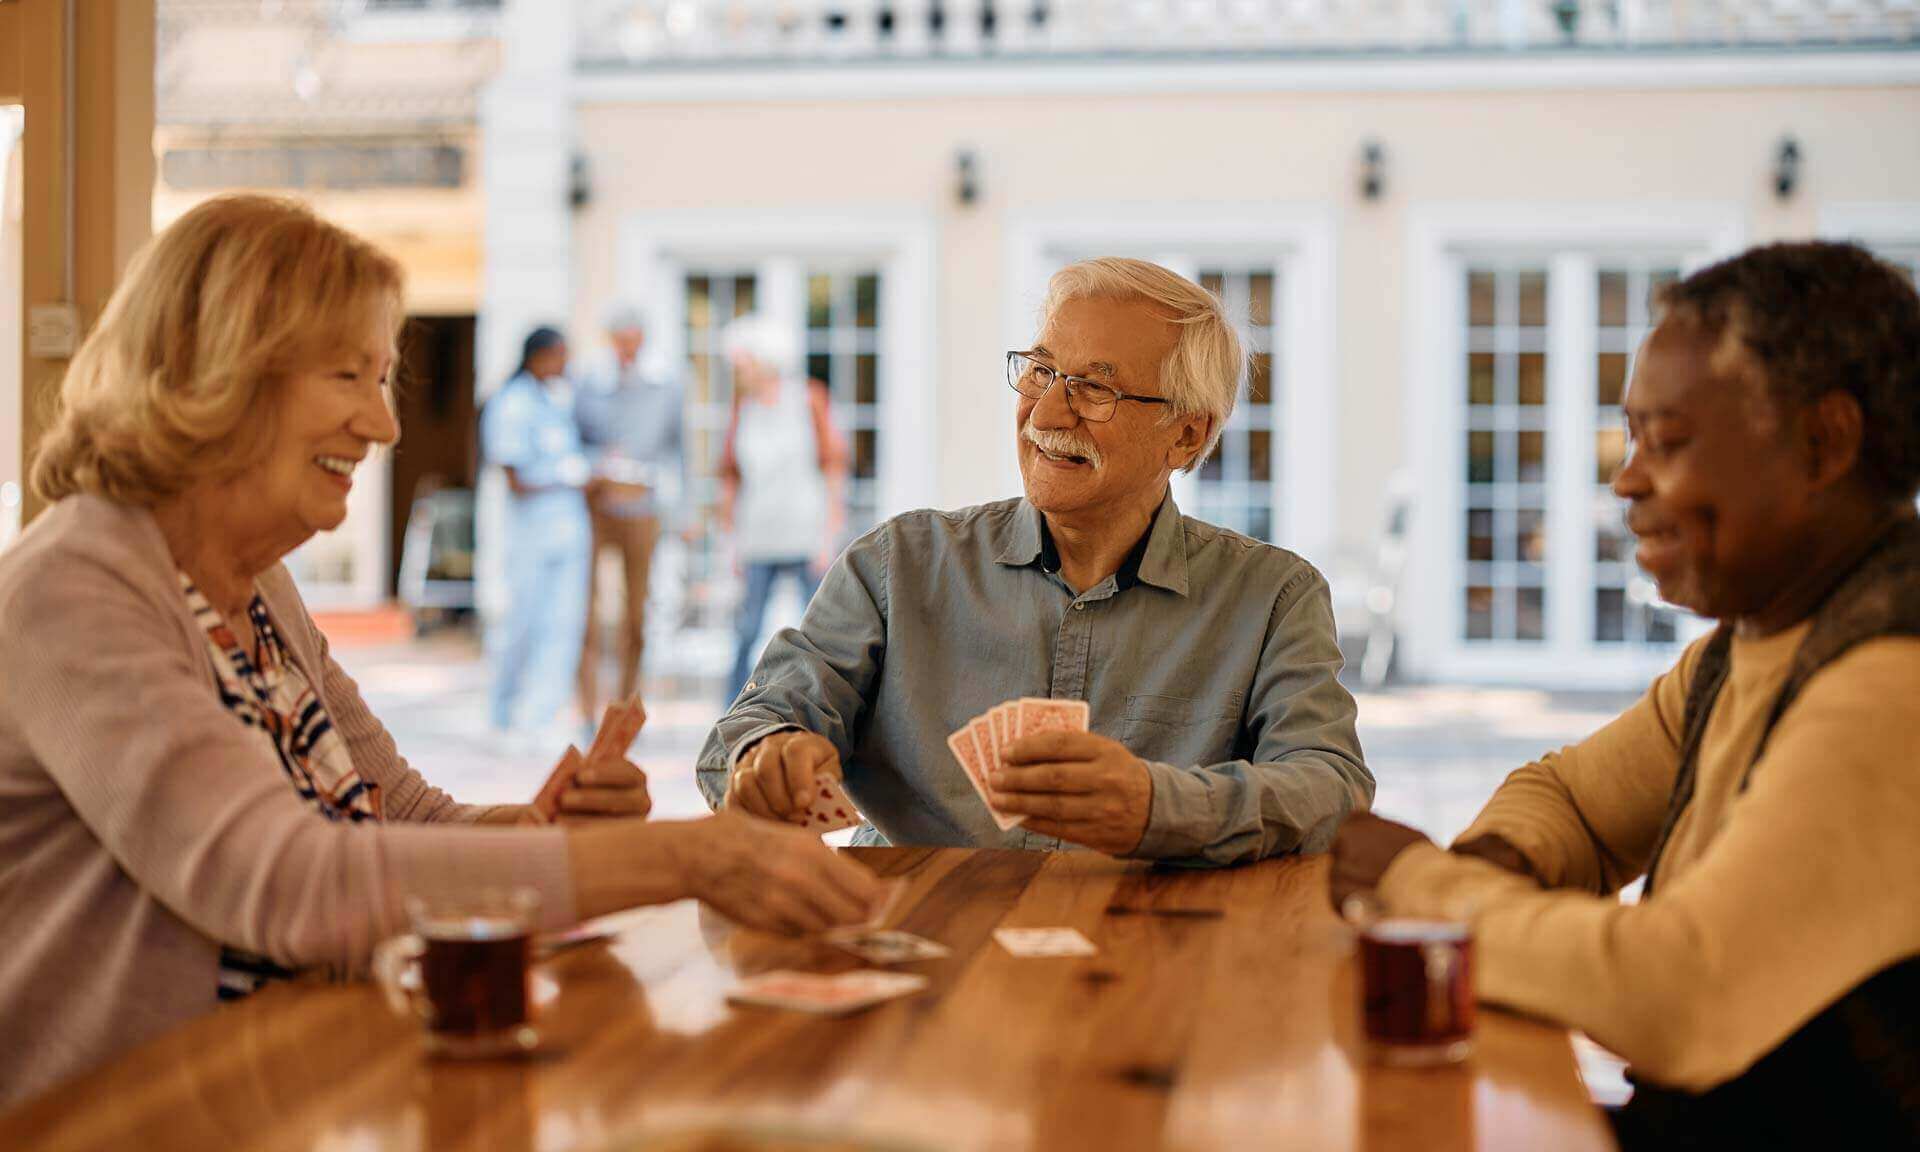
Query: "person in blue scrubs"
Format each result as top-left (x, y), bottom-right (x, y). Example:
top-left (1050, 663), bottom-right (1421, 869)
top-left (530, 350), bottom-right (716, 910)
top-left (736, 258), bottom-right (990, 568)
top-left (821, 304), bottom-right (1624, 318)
top-left (482, 327), bottom-right (593, 737)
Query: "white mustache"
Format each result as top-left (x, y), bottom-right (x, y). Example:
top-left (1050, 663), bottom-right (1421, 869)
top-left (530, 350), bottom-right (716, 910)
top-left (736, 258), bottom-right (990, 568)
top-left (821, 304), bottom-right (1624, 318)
top-left (1023, 423), bottom-right (1105, 470)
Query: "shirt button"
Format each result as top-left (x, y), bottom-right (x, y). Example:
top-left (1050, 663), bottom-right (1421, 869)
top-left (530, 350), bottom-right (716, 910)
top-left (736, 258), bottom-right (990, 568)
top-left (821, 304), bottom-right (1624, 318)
top-left (1073, 603), bottom-right (1086, 611)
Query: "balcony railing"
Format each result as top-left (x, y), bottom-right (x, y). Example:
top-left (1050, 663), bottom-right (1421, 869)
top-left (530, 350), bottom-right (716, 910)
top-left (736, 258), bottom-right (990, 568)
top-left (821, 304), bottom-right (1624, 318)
top-left (577, 0), bottom-right (1920, 67)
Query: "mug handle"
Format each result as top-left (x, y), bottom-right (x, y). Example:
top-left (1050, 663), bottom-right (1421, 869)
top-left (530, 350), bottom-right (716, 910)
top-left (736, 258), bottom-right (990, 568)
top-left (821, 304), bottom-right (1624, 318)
top-left (1421, 941), bottom-right (1458, 1036)
top-left (373, 934), bottom-right (430, 1024)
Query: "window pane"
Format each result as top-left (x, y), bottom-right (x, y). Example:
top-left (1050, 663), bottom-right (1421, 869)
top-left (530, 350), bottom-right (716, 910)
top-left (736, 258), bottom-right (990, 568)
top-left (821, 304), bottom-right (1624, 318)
top-left (1598, 271), bottom-right (1628, 328)
top-left (1466, 586), bottom-right (1495, 640)
top-left (1516, 587), bottom-right (1546, 641)
top-left (856, 355), bottom-right (878, 405)
top-left (1517, 352), bottom-right (1547, 407)
top-left (1596, 425), bottom-right (1626, 484)
top-left (807, 275), bottom-right (832, 328)
top-left (732, 276), bottom-right (757, 317)
top-left (1515, 508), bottom-right (1546, 563)
top-left (1518, 271), bottom-right (1548, 327)
top-left (1467, 353), bottom-right (1495, 406)
top-left (1468, 431), bottom-right (1495, 483)
top-left (1597, 352), bottom-right (1628, 407)
top-left (1518, 431), bottom-right (1546, 484)
top-left (808, 353), bottom-right (831, 387)
top-left (1467, 509), bottom-right (1494, 562)
top-left (1248, 428), bottom-right (1271, 483)
top-left (854, 429), bottom-right (877, 480)
top-left (1468, 270), bottom-right (1497, 327)
top-left (1249, 352), bottom-right (1272, 404)
top-left (855, 275), bottom-right (879, 328)
top-left (687, 276), bottom-right (712, 328)
top-left (1596, 587), bottom-right (1626, 643)
top-left (1248, 272), bottom-right (1274, 328)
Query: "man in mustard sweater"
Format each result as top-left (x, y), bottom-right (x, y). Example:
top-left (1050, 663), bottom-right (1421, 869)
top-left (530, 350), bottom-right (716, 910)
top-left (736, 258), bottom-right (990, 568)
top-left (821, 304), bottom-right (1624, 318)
top-left (1332, 242), bottom-right (1919, 1149)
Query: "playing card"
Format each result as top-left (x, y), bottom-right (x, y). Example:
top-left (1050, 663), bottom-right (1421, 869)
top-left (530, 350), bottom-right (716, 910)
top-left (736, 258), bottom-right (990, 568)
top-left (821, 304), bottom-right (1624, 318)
top-left (802, 773), bottom-right (861, 834)
top-left (948, 726), bottom-right (1024, 831)
top-left (1014, 697), bottom-right (1090, 743)
top-left (993, 927), bottom-right (1099, 958)
top-left (828, 929), bottom-right (951, 965)
top-left (991, 702), bottom-right (1018, 759)
top-left (530, 746), bottom-right (587, 824)
top-left (727, 969), bottom-right (928, 1015)
top-left (531, 696), bottom-right (649, 822)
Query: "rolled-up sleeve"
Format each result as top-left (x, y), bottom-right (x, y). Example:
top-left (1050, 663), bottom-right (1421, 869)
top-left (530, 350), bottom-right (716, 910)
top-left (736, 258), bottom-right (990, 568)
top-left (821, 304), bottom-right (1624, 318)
top-left (1127, 567), bottom-right (1370, 866)
top-left (695, 527), bottom-right (891, 808)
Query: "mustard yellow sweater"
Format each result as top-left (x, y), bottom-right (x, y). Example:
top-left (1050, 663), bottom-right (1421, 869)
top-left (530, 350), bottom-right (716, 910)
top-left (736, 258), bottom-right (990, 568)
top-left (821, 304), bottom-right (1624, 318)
top-left (1378, 624), bottom-right (1920, 1091)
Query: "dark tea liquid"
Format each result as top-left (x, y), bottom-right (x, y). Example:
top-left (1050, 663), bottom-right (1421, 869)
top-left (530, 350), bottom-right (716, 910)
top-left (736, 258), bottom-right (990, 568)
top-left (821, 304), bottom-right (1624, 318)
top-left (1360, 920), bottom-right (1474, 1057)
top-left (418, 916), bottom-right (531, 1036)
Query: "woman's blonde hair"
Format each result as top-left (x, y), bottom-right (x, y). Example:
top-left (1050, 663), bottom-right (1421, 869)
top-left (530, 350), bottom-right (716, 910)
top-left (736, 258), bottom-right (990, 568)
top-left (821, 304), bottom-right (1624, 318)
top-left (32, 194), bottom-right (404, 505)
top-left (1040, 258), bottom-right (1247, 471)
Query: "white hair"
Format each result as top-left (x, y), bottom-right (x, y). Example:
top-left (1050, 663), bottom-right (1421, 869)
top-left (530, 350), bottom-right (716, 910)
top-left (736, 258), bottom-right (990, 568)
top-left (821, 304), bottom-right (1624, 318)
top-left (602, 300), bottom-right (646, 334)
top-left (1039, 257), bottom-right (1246, 470)
top-left (724, 313), bottom-right (802, 376)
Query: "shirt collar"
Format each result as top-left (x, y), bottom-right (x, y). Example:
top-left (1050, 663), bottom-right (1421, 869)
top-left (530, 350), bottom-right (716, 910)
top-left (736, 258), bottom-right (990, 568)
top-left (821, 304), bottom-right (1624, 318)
top-left (996, 490), bottom-right (1190, 597)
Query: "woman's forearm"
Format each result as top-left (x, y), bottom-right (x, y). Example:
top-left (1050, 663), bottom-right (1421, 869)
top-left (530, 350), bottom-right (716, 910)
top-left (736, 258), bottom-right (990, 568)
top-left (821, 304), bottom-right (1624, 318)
top-left (566, 820), bottom-right (697, 921)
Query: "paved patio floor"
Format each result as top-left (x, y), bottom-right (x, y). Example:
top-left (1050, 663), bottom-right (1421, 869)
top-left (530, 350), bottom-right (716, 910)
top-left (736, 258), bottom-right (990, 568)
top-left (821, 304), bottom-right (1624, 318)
top-left (337, 630), bottom-right (1640, 845)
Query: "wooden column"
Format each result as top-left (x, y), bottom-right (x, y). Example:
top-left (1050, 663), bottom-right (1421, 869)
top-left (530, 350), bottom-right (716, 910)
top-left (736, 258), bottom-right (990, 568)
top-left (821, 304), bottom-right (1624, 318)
top-left (7, 0), bottom-right (153, 524)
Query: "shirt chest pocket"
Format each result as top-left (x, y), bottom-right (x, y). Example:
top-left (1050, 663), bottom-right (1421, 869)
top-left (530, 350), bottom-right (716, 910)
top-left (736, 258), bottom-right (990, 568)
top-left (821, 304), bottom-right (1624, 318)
top-left (1119, 692), bottom-right (1244, 765)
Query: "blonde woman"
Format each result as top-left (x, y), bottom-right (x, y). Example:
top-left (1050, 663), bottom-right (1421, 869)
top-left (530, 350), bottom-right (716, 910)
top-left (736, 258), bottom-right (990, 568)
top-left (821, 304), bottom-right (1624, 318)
top-left (0, 196), bottom-right (880, 1106)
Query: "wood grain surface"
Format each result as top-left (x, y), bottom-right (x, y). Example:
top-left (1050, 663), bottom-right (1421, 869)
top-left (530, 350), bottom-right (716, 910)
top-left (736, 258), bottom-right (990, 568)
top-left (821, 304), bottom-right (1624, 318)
top-left (0, 849), bottom-right (1617, 1152)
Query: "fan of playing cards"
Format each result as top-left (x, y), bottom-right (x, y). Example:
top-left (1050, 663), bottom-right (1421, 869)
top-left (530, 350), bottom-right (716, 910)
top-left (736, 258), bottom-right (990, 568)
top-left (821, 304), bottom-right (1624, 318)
top-left (946, 697), bottom-right (1091, 831)
top-left (529, 696), bottom-right (646, 823)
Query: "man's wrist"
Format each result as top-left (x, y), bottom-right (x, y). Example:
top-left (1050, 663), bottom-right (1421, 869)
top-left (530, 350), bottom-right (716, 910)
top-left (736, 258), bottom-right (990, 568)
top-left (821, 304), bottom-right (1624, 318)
top-left (1450, 834), bottom-right (1542, 884)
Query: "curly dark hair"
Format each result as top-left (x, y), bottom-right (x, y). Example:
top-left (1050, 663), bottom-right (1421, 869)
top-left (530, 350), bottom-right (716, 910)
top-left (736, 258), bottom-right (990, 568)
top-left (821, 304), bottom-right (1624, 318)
top-left (1657, 241), bottom-right (1920, 502)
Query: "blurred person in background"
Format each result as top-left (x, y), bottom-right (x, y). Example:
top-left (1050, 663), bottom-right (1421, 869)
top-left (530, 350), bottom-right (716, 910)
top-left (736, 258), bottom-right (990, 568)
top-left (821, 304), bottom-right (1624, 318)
top-left (482, 326), bottom-right (592, 741)
top-left (718, 314), bottom-right (848, 703)
top-left (573, 303), bottom-right (684, 725)
top-left (1329, 242), bottom-right (1920, 1150)
top-left (0, 196), bottom-right (883, 1106)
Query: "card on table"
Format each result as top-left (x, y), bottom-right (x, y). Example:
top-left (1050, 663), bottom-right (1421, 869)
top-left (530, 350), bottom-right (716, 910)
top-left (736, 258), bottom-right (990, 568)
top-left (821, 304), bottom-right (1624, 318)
top-left (993, 927), bottom-right (1099, 958)
top-left (829, 929), bottom-right (951, 965)
top-left (801, 773), bottom-right (862, 834)
top-left (727, 969), bottom-right (928, 1015)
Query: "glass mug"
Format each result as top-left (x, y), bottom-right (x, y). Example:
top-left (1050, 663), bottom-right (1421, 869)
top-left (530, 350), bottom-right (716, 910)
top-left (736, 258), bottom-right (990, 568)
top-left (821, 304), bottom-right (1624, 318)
top-left (374, 888), bottom-right (543, 1058)
top-left (1359, 918), bottom-right (1475, 1066)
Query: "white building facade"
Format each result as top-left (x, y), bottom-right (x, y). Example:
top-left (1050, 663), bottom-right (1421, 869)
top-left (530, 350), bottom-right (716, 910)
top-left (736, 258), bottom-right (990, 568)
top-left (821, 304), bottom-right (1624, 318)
top-left (196, 0), bottom-right (1919, 688)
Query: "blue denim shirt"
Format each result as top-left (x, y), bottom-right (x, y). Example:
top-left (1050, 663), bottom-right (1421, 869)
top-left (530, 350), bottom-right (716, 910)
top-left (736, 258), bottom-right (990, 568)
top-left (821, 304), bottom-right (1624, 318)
top-left (696, 493), bottom-right (1372, 866)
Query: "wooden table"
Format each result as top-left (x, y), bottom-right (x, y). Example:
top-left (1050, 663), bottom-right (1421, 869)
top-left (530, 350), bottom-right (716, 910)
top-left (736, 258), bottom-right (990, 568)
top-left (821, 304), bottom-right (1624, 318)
top-left (1, 849), bottom-right (1617, 1152)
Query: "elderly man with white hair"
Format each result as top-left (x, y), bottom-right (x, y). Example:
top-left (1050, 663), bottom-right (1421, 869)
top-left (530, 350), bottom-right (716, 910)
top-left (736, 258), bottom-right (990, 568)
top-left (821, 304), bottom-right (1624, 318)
top-left (696, 259), bottom-right (1370, 865)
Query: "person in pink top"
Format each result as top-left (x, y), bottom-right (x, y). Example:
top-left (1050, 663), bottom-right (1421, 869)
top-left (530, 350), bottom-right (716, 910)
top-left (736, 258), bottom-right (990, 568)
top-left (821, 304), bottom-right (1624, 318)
top-left (0, 194), bottom-right (881, 1106)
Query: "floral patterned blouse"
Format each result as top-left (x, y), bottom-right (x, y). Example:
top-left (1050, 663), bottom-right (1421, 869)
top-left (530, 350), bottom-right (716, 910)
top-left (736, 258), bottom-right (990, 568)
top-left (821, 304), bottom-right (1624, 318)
top-left (179, 573), bottom-right (382, 999)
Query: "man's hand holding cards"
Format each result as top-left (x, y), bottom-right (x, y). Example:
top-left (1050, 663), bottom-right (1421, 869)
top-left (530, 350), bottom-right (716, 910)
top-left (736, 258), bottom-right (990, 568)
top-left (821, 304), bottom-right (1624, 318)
top-left (725, 729), bottom-right (865, 835)
top-left (529, 696), bottom-right (651, 823)
top-left (975, 698), bottom-right (1156, 855)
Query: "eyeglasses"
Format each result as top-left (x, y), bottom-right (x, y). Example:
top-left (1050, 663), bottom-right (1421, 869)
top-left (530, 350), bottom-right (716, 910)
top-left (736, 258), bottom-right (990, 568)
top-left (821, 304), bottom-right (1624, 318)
top-left (1006, 351), bottom-right (1172, 424)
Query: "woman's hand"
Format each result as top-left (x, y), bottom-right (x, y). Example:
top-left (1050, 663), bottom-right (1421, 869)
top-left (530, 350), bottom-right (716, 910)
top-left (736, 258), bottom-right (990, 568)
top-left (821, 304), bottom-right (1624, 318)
top-left (554, 757), bottom-right (652, 822)
top-left (565, 812), bottom-right (885, 935)
top-left (683, 810), bottom-right (883, 935)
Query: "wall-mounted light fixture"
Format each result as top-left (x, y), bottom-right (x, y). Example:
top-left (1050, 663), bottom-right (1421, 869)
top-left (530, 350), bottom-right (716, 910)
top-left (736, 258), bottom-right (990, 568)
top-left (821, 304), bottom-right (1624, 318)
top-left (955, 148), bottom-right (981, 208)
top-left (1773, 136), bottom-right (1801, 201)
top-left (569, 152), bottom-right (592, 210)
top-left (1359, 140), bottom-right (1387, 202)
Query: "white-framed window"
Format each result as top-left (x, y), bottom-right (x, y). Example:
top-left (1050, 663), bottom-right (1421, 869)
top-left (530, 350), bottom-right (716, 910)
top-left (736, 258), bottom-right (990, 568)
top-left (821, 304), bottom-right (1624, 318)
top-left (1004, 209), bottom-right (1337, 567)
top-left (1193, 267), bottom-right (1280, 541)
top-left (805, 267), bottom-right (885, 535)
top-left (614, 211), bottom-right (936, 666)
top-left (1401, 206), bottom-right (1740, 686)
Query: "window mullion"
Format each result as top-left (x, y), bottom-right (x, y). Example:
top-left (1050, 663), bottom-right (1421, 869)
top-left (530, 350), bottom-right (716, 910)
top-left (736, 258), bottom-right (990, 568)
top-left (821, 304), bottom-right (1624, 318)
top-left (1547, 253), bottom-right (1597, 660)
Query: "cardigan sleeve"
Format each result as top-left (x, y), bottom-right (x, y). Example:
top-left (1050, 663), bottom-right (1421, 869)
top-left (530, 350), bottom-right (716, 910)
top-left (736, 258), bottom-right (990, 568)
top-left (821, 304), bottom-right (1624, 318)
top-left (259, 567), bottom-right (483, 825)
top-left (0, 557), bottom-right (576, 974)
